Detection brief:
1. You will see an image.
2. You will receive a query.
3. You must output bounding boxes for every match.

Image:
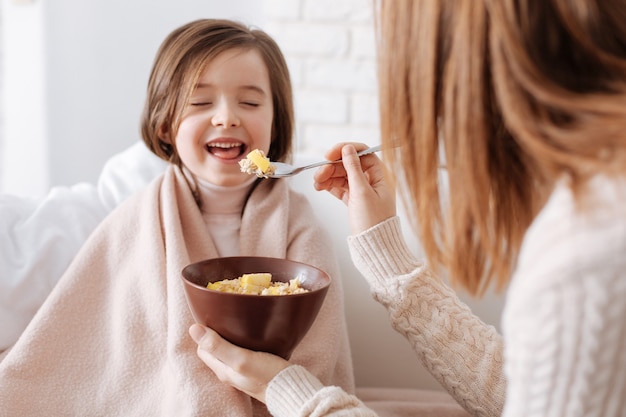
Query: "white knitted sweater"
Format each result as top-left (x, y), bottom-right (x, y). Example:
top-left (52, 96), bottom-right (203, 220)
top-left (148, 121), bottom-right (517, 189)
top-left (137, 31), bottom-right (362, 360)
top-left (266, 175), bottom-right (626, 417)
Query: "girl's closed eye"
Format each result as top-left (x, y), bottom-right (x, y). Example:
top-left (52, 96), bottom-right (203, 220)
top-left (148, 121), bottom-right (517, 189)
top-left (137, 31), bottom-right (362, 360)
top-left (190, 99), bottom-right (213, 107)
top-left (189, 86), bottom-right (214, 107)
top-left (238, 86), bottom-right (267, 108)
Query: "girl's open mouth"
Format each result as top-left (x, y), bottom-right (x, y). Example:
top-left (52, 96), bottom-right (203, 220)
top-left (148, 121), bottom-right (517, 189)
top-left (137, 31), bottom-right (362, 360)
top-left (206, 142), bottom-right (246, 160)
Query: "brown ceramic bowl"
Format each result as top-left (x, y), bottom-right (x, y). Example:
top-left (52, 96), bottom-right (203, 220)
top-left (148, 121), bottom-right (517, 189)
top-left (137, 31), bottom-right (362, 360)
top-left (181, 256), bottom-right (331, 359)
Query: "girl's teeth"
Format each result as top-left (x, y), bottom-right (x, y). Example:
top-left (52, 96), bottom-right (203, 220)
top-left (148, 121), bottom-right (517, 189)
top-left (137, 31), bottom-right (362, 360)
top-left (206, 143), bottom-right (244, 159)
top-left (210, 142), bottom-right (240, 148)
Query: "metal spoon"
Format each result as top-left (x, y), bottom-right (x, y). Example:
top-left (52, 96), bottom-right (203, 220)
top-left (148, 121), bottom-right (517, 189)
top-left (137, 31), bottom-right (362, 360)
top-left (269, 145), bottom-right (382, 178)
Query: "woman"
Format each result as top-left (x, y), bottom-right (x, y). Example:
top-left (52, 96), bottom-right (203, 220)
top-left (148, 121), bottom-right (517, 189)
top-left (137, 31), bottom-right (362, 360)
top-left (193, 1), bottom-right (626, 416)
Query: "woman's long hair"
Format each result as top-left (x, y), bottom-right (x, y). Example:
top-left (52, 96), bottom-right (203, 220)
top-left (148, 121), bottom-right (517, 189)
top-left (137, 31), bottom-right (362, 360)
top-left (375, 0), bottom-right (626, 295)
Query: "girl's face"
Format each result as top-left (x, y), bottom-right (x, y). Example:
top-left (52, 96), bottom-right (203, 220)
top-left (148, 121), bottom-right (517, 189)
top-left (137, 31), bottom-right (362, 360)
top-left (174, 48), bottom-right (273, 187)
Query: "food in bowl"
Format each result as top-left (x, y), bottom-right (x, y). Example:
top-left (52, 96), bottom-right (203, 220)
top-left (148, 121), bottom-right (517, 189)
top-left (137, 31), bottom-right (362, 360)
top-left (207, 272), bottom-right (309, 295)
top-left (239, 149), bottom-right (276, 177)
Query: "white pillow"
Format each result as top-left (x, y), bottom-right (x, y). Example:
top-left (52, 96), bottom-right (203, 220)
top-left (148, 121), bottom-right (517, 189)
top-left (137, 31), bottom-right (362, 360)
top-left (0, 141), bottom-right (166, 351)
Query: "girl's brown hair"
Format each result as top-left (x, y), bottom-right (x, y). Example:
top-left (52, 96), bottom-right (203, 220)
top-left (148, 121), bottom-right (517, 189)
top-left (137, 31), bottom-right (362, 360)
top-left (376, 0), bottom-right (626, 295)
top-left (141, 19), bottom-right (294, 167)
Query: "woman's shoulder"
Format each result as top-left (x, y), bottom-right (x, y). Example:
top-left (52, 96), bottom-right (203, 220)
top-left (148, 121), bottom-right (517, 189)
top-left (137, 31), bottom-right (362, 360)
top-left (530, 175), bottom-right (626, 240)
top-left (513, 175), bottom-right (626, 291)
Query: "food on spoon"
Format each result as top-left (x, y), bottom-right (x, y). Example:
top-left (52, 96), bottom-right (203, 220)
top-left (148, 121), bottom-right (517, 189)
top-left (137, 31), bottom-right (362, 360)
top-left (207, 272), bottom-right (309, 295)
top-left (239, 149), bottom-right (276, 177)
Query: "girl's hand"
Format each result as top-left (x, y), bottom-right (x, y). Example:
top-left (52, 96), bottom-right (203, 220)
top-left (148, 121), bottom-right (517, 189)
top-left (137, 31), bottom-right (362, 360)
top-left (189, 324), bottom-right (290, 403)
top-left (314, 143), bottom-right (396, 235)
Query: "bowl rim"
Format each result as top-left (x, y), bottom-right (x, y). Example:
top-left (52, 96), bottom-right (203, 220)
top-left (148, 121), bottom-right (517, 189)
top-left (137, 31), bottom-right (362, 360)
top-left (180, 256), bottom-right (332, 298)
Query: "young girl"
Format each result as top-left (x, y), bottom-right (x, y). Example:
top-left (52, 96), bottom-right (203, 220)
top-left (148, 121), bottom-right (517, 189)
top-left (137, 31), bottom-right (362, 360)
top-left (0, 19), bottom-right (354, 416)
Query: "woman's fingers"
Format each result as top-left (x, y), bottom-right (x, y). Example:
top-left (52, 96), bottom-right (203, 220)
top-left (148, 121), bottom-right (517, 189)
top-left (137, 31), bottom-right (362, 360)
top-left (315, 143), bottom-right (396, 234)
top-left (190, 325), bottom-right (248, 389)
top-left (340, 144), bottom-right (370, 192)
top-left (190, 324), bottom-right (244, 366)
top-left (188, 324), bottom-right (290, 403)
top-left (313, 142), bottom-right (372, 205)
top-left (322, 141), bottom-right (370, 161)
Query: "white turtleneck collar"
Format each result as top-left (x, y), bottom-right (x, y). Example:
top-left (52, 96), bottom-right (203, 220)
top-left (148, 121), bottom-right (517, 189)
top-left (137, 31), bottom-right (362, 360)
top-left (193, 175), bottom-right (258, 258)
top-left (195, 176), bottom-right (257, 215)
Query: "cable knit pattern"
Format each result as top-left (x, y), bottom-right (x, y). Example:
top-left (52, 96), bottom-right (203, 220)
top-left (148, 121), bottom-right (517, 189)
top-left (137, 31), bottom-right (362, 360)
top-left (502, 176), bottom-right (626, 417)
top-left (267, 366), bottom-right (376, 417)
top-left (348, 217), bottom-right (505, 417)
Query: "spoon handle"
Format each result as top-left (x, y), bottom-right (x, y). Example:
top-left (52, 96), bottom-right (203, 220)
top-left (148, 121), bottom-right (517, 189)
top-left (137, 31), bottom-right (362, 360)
top-left (300, 144), bottom-right (383, 171)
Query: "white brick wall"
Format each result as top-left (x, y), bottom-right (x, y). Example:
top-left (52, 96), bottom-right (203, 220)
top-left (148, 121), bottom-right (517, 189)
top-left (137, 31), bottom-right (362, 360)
top-left (263, 0), bottom-right (380, 155)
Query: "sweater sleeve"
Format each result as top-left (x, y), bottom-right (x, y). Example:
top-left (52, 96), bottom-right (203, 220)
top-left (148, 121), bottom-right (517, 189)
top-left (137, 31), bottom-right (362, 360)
top-left (347, 217), bottom-right (506, 417)
top-left (266, 365), bottom-right (377, 417)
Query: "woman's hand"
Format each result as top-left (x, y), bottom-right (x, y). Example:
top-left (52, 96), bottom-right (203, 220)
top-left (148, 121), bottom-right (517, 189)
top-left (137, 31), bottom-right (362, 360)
top-left (314, 143), bottom-right (396, 235)
top-left (189, 324), bottom-right (290, 403)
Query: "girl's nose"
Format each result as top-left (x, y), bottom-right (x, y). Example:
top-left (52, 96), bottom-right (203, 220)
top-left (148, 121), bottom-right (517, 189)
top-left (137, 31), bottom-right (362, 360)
top-left (211, 101), bottom-right (240, 128)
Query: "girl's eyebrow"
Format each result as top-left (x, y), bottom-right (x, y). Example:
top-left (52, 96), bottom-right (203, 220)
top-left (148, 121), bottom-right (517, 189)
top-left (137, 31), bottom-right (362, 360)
top-left (194, 83), bottom-right (267, 96)
top-left (241, 85), bottom-right (268, 96)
